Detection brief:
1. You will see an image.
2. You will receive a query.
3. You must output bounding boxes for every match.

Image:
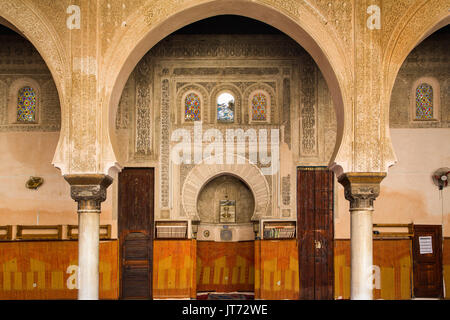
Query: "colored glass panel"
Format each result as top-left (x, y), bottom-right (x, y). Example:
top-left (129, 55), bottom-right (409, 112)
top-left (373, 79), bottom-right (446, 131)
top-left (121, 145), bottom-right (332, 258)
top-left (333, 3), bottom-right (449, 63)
top-left (251, 93), bottom-right (267, 121)
top-left (217, 93), bottom-right (235, 123)
top-left (17, 86), bottom-right (36, 122)
top-left (185, 93), bottom-right (201, 121)
top-left (415, 83), bottom-right (433, 120)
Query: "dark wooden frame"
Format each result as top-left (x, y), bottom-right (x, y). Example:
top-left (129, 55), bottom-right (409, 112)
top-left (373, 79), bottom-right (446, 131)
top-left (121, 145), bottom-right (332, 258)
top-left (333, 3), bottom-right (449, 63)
top-left (0, 225), bottom-right (12, 241)
top-left (67, 224), bottom-right (112, 240)
top-left (16, 225), bottom-right (62, 240)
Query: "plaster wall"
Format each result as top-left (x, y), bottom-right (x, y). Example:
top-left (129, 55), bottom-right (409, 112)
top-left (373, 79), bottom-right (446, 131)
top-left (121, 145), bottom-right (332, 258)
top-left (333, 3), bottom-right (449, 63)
top-left (335, 128), bottom-right (450, 238)
top-left (0, 131), bottom-right (114, 234)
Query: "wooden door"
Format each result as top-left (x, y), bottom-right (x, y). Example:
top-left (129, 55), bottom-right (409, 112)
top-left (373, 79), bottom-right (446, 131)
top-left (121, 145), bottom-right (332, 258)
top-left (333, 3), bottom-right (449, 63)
top-left (118, 168), bottom-right (154, 299)
top-left (412, 225), bottom-right (443, 298)
top-left (297, 168), bottom-right (334, 300)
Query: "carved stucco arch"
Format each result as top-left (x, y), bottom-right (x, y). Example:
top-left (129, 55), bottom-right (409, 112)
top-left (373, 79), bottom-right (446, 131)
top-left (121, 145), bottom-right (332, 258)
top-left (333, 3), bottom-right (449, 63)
top-left (383, 2), bottom-right (449, 171)
top-left (102, 0), bottom-right (351, 175)
top-left (0, 1), bottom-right (69, 172)
top-left (182, 154), bottom-right (270, 221)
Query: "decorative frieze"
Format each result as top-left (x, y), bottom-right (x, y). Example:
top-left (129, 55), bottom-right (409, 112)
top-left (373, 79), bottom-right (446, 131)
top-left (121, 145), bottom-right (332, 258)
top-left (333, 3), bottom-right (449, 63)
top-left (160, 79), bottom-right (170, 208)
top-left (149, 35), bottom-right (305, 59)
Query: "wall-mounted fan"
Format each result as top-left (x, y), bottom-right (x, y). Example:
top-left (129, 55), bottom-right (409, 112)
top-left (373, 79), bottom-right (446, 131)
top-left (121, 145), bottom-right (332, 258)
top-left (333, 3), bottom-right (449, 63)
top-left (432, 168), bottom-right (450, 190)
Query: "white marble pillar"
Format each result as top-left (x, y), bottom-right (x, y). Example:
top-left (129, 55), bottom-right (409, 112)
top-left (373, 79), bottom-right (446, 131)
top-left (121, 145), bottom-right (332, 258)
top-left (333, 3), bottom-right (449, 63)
top-left (338, 173), bottom-right (385, 300)
top-left (350, 208), bottom-right (373, 299)
top-left (64, 174), bottom-right (113, 300)
top-left (78, 202), bottom-right (101, 300)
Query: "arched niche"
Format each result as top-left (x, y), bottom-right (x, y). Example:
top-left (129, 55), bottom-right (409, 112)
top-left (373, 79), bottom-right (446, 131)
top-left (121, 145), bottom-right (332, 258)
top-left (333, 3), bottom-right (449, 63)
top-left (182, 154), bottom-right (270, 222)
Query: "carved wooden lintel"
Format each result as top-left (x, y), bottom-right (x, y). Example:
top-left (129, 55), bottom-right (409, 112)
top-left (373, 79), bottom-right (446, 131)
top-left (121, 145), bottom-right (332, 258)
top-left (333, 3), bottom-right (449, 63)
top-left (338, 172), bottom-right (386, 211)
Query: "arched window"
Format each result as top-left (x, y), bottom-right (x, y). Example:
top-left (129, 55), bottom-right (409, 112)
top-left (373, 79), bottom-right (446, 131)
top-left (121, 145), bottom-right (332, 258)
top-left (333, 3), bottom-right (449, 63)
top-left (251, 92), bottom-right (268, 121)
top-left (217, 92), bottom-right (235, 123)
top-left (184, 92), bottom-right (201, 121)
top-left (415, 83), bottom-right (433, 120)
top-left (17, 86), bottom-right (37, 122)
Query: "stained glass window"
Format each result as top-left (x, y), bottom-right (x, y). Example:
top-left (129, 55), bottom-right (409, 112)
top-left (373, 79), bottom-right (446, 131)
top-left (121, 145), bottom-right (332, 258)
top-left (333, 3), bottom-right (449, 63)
top-left (415, 83), bottom-right (433, 120)
top-left (251, 93), bottom-right (268, 121)
top-left (17, 86), bottom-right (36, 122)
top-left (185, 92), bottom-right (201, 121)
top-left (217, 92), bottom-right (234, 123)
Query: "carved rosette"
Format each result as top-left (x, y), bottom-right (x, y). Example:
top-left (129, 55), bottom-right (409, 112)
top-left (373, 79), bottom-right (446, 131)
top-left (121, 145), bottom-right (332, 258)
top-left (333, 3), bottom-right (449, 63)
top-left (64, 174), bottom-right (113, 213)
top-left (338, 173), bottom-right (386, 211)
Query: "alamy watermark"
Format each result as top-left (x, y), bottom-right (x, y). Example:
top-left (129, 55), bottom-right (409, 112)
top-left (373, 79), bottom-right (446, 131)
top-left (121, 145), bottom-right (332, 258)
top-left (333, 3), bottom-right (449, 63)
top-left (170, 122), bottom-right (280, 175)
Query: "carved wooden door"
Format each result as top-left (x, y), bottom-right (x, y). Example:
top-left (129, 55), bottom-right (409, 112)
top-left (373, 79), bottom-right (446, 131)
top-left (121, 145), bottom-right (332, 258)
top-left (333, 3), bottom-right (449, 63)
top-left (412, 225), bottom-right (443, 298)
top-left (119, 168), bottom-right (154, 299)
top-left (297, 168), bottom-right (334, 300)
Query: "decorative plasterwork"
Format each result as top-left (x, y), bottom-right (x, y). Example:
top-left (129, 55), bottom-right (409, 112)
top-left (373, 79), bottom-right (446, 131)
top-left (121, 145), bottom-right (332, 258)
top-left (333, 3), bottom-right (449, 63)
top-left (299, 56), bottom-right (318, 157)
top-left (182, 154), bottom-right (271, 221)
top-left (134, 56), bottom-right (153, 156)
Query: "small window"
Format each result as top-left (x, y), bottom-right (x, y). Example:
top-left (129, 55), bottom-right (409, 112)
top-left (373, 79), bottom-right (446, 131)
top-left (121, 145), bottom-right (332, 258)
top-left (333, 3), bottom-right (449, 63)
top-left (184, 92), bottom-right (201, 121)
top-left (251, 92), bottom-right (268, 121)
top-left (415, 83), bottom-right (433, 120)
top-left (17, 86), bottom-right (37, 122)
top-left (217, 92), bottom-right (235, 123)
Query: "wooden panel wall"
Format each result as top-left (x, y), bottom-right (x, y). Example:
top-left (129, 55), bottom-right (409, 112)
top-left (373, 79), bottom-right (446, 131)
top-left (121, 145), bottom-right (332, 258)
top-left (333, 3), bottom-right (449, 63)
top-left (197, 241), bottom-right (254, 293)
top-left (254, 240), bottom-right (299, 300)
top-left (443, 238), bottom-right (450, 299)
top-left (334, 239), bottom-right (412, 300)
top-left (0, 240), bottom-right (118, 299)
top-left (152, 239), bottom-right (196, 299)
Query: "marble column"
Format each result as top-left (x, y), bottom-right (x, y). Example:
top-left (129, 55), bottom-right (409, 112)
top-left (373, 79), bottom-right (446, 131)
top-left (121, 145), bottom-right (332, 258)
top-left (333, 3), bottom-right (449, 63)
top-left (64, 174), bottom-right (113, 300)
top-left (338, 172), bottom-right (386, 300)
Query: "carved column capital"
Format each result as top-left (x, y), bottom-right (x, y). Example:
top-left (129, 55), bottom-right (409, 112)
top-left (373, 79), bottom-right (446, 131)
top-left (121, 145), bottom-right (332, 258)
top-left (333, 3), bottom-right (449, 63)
top-left (337, 173), bottom-right (386, 211)
top-left (64, 174), bottom-right (113, 213)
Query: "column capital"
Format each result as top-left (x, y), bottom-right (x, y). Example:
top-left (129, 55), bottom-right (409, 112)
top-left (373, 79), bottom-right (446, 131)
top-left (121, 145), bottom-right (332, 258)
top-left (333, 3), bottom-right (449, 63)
top-left (64, 174), bottom-right (113, 213)
top-left (337, 172), bottom-right (386, 211)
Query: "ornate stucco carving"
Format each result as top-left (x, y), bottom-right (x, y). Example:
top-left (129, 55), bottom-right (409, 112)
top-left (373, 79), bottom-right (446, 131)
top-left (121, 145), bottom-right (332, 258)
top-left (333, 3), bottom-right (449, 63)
top-left (338, 173), bottom-right (386, 210)
top-left (134, 56), bottom-right (153, 156)
top-left (160, 78), bottom-right (170, 209)
top-left (299, 56), bottom-right (318, 157)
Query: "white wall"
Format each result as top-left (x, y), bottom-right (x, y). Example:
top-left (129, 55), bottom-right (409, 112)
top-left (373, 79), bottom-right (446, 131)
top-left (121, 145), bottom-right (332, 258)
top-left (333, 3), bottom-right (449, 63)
top-left (335, 128), bottom-right (450, 238)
